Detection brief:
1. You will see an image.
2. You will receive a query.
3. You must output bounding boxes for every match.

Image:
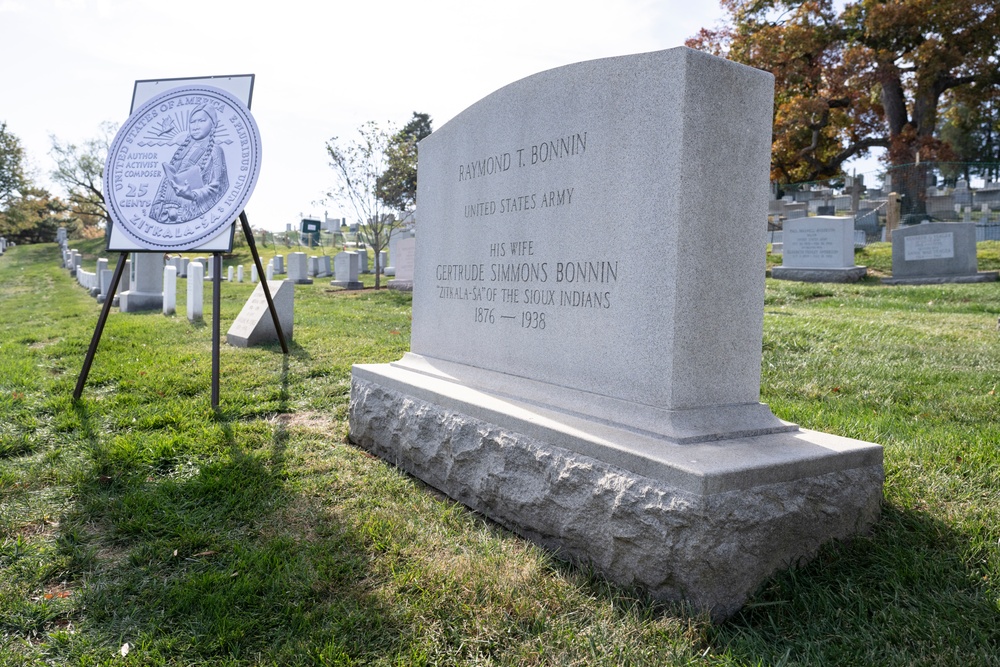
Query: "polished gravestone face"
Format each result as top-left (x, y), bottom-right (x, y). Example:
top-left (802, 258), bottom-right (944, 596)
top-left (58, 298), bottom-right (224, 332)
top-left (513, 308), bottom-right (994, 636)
top-left (771, 215), bottom-right (868, 283)
top-left (411, 47), bottom-right (776, 430)
top-left (392, 238), bottom-right (415, 282)
top-left (884, 221), bottom-right (996, 284)
top-left (287, 252), bottom-right (312, 285)
top-left (780, 216), bottom-right (856, 269)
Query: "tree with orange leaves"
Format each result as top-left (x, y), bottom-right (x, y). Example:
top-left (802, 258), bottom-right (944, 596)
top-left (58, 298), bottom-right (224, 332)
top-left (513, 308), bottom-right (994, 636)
top-left (688, 0), bottom-right (1000, 185)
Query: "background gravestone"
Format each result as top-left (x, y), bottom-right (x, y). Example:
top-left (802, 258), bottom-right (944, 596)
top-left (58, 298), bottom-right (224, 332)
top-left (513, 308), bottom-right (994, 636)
top-left (349, 47), bottom-right (882, 620)
top-left (187, 261), bottom-right (204, 321)
top-left (119, 252), bottom-right (164, 312)
top-left (386, 229), bottom-right (415, 276)
top-left (771, 216), bottom-right (867, 282)
top-left (93, 258), bottom-right (109, 299)
top-left (331, 251), bottom-right (363, 290)
top-left (163, 265), bottom-right (177, 315)
top-left (226, 280), bottom-right (294, 347)
top-left (883, 221), bottom-right (998, 284)
top-left (287, 252), bottom-right (312, 285)
top-left (387, 237), bottom-right (415, 291)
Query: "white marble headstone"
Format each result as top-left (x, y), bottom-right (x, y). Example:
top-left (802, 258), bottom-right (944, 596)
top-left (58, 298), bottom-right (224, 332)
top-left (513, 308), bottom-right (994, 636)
top-left (780, 216), bottom-right (856, 269)
top-left (187, 261), bottom-right (204, 321)
top-left (883, 222), bottom-right (994, 284)
top-left (226, 280), bottom-right (294, 347)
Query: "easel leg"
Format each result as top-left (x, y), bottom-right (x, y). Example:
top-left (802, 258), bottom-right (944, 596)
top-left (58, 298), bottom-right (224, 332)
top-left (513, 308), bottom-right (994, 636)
top-left (212, 252), bottom-right (222, 409)
top-left (240, 211), bottom-right (289, 354)
top-left (73, 253), bottom-right (128, 400)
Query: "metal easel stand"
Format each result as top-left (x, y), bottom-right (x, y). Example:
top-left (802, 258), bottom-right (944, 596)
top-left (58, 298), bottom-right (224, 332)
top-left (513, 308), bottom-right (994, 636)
top-left (74, 210), bottom-right (289, 409)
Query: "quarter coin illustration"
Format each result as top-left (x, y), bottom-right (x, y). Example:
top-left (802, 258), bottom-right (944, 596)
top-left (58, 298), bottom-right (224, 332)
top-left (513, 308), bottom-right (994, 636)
top-left (104, 84), bottom-right (262, 250)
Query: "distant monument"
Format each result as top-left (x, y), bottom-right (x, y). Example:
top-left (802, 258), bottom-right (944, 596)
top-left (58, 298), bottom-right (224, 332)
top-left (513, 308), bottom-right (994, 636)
top-left (349, 47), bottom-right (882, 620)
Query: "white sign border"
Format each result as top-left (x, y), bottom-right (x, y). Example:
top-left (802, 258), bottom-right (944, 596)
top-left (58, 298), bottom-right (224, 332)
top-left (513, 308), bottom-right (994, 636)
top-left (106, 74), bottom-right (256, 253)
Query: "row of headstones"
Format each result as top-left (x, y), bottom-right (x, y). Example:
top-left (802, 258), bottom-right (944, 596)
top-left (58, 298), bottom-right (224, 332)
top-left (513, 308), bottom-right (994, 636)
top-left (774, 199), bottom-right (999, 227)
top-left (57, 241), bottom-right (295, 317)
top-left (163, 255), bottom-right (264, 283)
top-left (0, 237), bottom-right (8, 255)
top-left (276, 237), bottom-right (415, 278)
top-left (57, 231), bottom-right (416, 305)
top-left (770, 216), bottom-right (998, 284)
top-left (769, 211), bottom-right (1000, 256)
top-left (942, 203), bottom-right (995, 222)
top-left (320, 246), bottom-right (415, 290)
top-left (60, 241), bottom-right (120, 303)
top-left (273, 232), bottom-right (418, 286)
top-left (283, 244), bottom-right (413, 289)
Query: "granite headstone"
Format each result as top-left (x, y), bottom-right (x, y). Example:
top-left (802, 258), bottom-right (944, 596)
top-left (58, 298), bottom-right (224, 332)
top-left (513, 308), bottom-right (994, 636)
top-left (771, 216), bottom-right (867, 282)
top-left (349, 47), bottom-right (882, 620)
top-left (883, 222), bottom-right (998, 284)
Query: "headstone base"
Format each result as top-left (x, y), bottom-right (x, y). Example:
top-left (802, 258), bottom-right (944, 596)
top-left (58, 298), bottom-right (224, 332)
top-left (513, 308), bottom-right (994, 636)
top-left (118, 290), bottom-right (163, 312)
top-left (349, 360), bottom-right (883, 622)
top-left (387, 279), bottom-right (413, 292)
top-left (330, 280), bottom-right (363, 290)
top-left (881, 271), bottom-right (998, 285)
top-left (771, 266), bottom-right (867, 283)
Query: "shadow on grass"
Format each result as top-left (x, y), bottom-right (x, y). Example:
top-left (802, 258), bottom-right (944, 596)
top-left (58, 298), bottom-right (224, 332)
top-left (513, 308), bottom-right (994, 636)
top-left (54, 382), bottom-right (431, 663)
top-left (712, 502), bottom-right (1000, 665)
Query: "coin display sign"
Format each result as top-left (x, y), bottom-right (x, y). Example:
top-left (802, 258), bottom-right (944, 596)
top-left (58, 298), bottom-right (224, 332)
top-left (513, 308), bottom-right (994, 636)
top-left (104, 84), bottom-right (262, 251)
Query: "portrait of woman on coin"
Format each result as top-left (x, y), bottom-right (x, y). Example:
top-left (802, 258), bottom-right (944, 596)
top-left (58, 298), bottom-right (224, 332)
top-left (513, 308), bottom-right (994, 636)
top-left (149, 104), bottom-right (230, 224)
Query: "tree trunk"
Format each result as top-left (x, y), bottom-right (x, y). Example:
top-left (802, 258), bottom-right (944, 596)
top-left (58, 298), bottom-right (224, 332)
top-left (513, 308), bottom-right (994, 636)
top-left (373, 230), bottom-right (381, 289)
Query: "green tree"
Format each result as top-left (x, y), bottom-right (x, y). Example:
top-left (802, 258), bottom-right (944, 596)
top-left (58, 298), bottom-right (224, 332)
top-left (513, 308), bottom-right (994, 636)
top-left (1, 121), bottom-right (30, 213)
top-left (325, 120), bottom-right (401, 288)
top-left (0, 186), bottom-right (73, 245)
top-left (688, 0), bottom-right (1000, 185)
top-left (940, 86), bottom-right (1000, 182)
top-left (49, 121), bottom-right (115, 239)
top-left (376, 112), bottom-right (432, 216)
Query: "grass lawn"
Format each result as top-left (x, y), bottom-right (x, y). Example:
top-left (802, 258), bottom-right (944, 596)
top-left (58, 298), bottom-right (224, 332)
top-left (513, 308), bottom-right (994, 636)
top-left (1, 239), bottom-right (998, 666)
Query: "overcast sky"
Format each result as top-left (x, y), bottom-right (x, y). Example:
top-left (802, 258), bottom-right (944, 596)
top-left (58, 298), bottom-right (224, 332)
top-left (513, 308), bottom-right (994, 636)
top-left (1, 0), bottom-right (879, 232)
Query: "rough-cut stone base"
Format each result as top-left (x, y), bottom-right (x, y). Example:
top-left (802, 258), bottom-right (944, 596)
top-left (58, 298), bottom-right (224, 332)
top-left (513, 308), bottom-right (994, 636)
top-left (349, 373), bottom-right (883, 621)
top-left (771, 266), bottom-right (868, 283)
top-left (881, 271), bottom-right (998, 285)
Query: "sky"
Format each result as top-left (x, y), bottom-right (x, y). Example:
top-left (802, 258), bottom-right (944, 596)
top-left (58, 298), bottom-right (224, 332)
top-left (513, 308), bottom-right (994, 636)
top-left (1, 0), bottom-right (881, 232)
